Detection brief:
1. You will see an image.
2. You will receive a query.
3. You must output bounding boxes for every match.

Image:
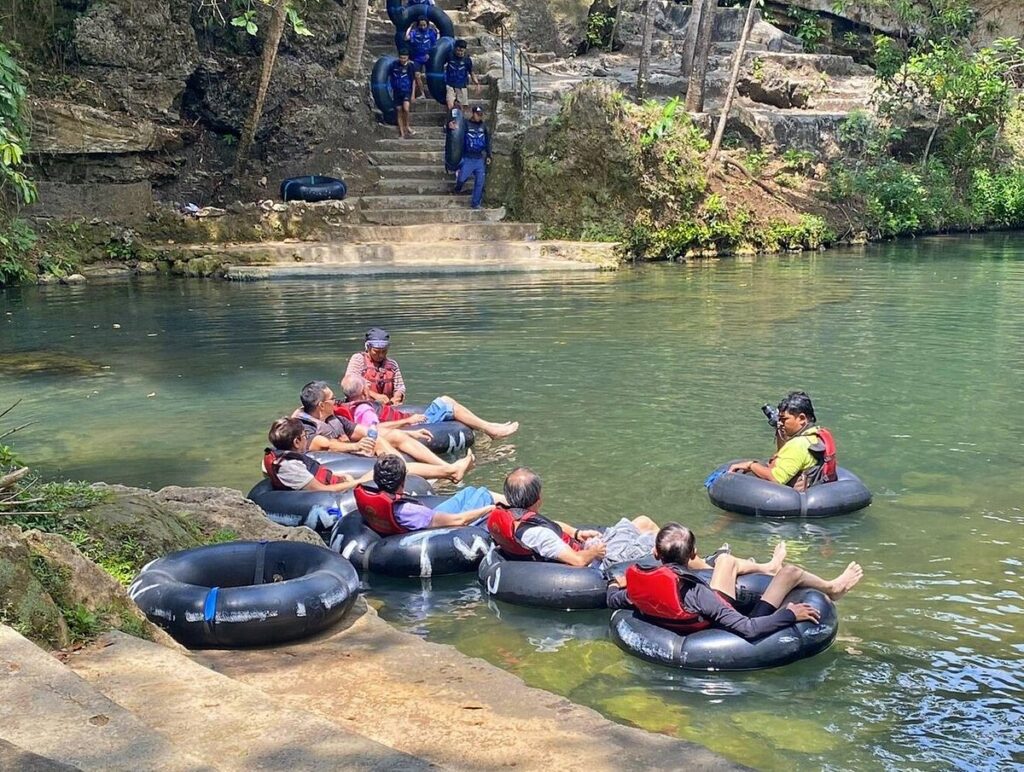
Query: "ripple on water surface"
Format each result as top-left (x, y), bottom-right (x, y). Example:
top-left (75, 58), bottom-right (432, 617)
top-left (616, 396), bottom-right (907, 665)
top-left (3, 235), bottom-right (1024, 770)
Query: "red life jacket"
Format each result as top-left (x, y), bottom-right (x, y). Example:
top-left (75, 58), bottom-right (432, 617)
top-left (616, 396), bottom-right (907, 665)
top-left (485, 505), bottom-right (583, 561)
top-left (353, 484), bottom-right (409, 536)
top-left (807, 427), bottom-right (838, 485)
top-left (262, 449), bottom-right (341, 491)
top-left (625, 563), bottom-right (713, 635)
top-left (334, 399), bottom-right (406, 423)
top-left (364, 353), bottom-right (398, 398)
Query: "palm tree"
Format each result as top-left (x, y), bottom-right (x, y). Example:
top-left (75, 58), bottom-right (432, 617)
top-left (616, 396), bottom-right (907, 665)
top-left (234, 0), bottom-right (288, 176)
top-left (636, 0), bottom-right (656, 99)
top-left (684, 0), bottom-right (717, 112)
top-left (340, 0), bottom-right (369, 77)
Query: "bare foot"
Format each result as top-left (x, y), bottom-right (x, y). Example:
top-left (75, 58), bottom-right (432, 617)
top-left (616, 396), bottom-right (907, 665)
top-left (449, 451), bottom-right (476, 483)
top-left (485, 421), bottom-right (519, 439)
top-left (765, 541), bottom-right (788, 575)
top-left (827, 562), bottom-right (864, 600)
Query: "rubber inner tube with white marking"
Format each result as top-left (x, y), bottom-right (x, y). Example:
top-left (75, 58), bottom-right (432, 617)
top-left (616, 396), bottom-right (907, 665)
top-left (477, 547), bottom-right (609, 610)
top-left (329, 509), bottom-right (491, 578)
top-left (706, 460), bottom-right (872, 518)
top-left (130, 541), bottom-right (360, 648)
top-left (610, 572), bottom-right (839, 671)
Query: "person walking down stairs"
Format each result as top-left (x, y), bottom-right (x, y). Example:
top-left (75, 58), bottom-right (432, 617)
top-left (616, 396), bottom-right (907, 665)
top-left (453, 105), bottom-right (491, 209)
top-left (445, 39), bottom-right (480, 109)
top-left (389, 50), bottom-right (417, 138)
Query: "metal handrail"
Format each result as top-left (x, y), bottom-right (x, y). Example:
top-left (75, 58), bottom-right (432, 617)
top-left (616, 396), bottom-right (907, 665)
top-left (497, 21), bottom-right (533, 118)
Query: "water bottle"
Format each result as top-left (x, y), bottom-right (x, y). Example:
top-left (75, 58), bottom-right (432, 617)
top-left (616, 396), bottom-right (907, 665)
top-left (367, 427), bottom-right (378, 451)
top-left (327, 506), bottom-right (342, 527)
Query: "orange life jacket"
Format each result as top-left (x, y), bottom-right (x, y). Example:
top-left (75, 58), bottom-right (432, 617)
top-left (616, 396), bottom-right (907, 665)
top-left (625, 563), bottom-right (713, 635)
top-left (364, 353), bottom-right (398, 398)
top-left (486, 505), bottom-right (583, 561)
top-left (353, 484), bottom-right (409, 536)
top-left (262, 449), bottom-right (341, 491)
top-left (770, 425), bottom-right (839, 489)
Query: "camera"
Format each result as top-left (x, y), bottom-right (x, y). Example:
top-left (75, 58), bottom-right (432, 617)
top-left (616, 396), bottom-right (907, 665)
top-left (761, 403), bottom-right (780, 428)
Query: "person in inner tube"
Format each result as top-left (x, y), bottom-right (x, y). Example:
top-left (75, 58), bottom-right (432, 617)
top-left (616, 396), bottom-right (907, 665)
top-left (343, 327), bottom-right (406, 405)
top-left (727, 391), bottom-right (838, 492)
top-left (373, 454), bottom-right (501, 531)
top-left (263, 417), bottom-right (367, 492)
top-left (340, 374), bottom-right (519, 440)
top-left (293, 381), bottom-right (475, 484)
top-left (607, 524), bottom-right (864, 639)
top-left (496, 468), bottom-right (661, 570)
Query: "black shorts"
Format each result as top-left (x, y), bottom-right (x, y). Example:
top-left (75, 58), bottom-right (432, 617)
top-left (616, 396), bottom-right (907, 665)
top-left (718, 591), bottom-right (778, 619)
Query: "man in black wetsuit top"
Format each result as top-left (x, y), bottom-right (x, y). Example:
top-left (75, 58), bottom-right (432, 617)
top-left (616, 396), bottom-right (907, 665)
top-left (607, 524), bottom-right (864, 639)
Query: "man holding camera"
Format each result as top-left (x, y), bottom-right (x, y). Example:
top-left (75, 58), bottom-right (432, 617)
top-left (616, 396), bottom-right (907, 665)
top-left (727, 391), bottom-right (838, 492)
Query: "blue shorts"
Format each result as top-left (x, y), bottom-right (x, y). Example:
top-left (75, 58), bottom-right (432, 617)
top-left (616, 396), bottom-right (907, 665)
top-left (423, 397), bottom-right (455, 424)
top-left (393, 88), bottom-right (412, 103)
top-left (433, 486), bottom-right (493, 514)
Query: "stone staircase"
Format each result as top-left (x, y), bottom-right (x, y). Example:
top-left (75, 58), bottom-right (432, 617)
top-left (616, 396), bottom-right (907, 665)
top-left (0, 617), bottom-right (737, 770)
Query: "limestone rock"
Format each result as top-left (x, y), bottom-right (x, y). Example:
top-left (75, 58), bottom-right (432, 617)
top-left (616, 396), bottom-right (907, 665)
top-left (467, 0), bottom-right (593, 55)
top-left (61, 274), bottom-right (87, 285)
top-left (21, 530), bottom-right (181, 651)
top-left (31, 100), bottom-right (184, 156)
top-left (0, 526), bottom-right (70, 650)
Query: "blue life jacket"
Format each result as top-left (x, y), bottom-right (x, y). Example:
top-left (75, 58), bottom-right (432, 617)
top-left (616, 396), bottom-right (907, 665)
top-left (406, 0), bottom-right (432, 5)
top-left (464, 123), bottom-right (488, 156)
top-left (389, 61), bottom-right (415, 93)
top-left (408, 27), bottom-right (438, 59)
top-left (445, 55), bottom-right (472, 88)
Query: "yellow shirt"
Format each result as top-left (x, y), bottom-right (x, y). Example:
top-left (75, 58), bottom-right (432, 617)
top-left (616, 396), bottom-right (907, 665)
top-left (769, 430), bottom-right (821, 485)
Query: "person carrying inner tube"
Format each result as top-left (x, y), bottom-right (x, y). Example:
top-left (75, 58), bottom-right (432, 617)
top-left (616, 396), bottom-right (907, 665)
top-left (293, 380), bottom-right (475, 483)
top-left (444, 39), bottom-right (479, 110)
top-left (339, 374), bottom-right (519, 440)
top-left (607, 524), bottom-right (864, 639)
top-left (727, 391), bottom-right (839, 492)
top-left (389, 49), bottom-right (417, 139)
top-left (406, 17), bottom-right (439, 101)
top-left (356, 454), bottom-right (502, 536)
top-left (452, 105), bottom-right (491, 210)
top-left (486, 468), bottom-right (660, 569)
top-left (343, 327), bottom-right (405, 405)
top-left (263, 417), bottom-right (368, 492)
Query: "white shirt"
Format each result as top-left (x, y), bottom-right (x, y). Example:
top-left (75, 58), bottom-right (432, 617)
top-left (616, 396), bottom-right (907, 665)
top-left (519, 526), bottom-right (571, 561)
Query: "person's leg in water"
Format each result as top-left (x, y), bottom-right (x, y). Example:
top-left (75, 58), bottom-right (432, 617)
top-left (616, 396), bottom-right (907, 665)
top-left (376, 429), bottom-right (475, 482)
top-left (429, 395), bottom-right (518, 438)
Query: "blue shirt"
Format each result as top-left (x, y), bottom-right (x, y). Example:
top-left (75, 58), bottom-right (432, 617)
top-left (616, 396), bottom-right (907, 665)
top-left (463, 122), bottom-right (491, 158)
top-left (408, 27), bottom-right (439, 60)
top-left (445, 54), bottom-right (473, 88)
top-left (389, 61), bottom-right (416, 94)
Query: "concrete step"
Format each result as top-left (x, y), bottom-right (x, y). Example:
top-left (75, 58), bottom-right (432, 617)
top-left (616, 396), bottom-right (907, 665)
top-left (376, 164), bottom-right (450, 179)
top-left (360, 206), bottom-right (505, 225)
top-left (0, 739), bottom-right (78, 771)
top-left (376, 178), bottom-right (464, 194)
top-left (69, 631), bottom-right (430, 772)
top-left (0, 625), bottom-right (212, 771)
top-left (374, 137), bottom-right (445, 151)
top-left (359, 193), bottom-right (473, 210)
top-left (369, 149), bottom-right (445, 165)
top-left (176, 222), bottom-right (539, 244)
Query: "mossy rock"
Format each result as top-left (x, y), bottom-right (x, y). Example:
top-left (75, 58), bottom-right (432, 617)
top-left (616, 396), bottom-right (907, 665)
top-left (0, 526), bottom-right (71, 649)
top-left (0, 349), bottom-right (106, 377)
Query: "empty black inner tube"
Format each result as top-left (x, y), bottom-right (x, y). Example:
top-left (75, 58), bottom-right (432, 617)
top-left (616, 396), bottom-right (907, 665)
top-left (445, 108), bottom-right (466, 172)
top-left (279, 175), bottom-right (347, 202)
top-left (610, 572), bottom-right (839, 671)
top-left (371, 55), bottom-right (399, 125)
top-left (130, 540), bottom-right (360, 649)
top-left (706, 460), bottom-right (872, 518)
top-left (425, 37), bottom-right (454, 105)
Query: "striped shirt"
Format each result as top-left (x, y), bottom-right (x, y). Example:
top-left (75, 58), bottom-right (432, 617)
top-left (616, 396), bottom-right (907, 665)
top-left (344, 351), bottom-right (406, 397)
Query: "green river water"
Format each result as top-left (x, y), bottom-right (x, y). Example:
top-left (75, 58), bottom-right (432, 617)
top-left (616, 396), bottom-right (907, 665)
top-left (2, 234), bottom-right (1022, 770)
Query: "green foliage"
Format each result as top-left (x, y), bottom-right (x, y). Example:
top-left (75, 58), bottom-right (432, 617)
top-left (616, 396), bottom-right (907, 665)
top-left (0, 42), bottom-right (36, 207)
top-left (790, 8), bottom-right (828, 53)
top-left (584, 11), bottom-right (615, 51)
top-left (781, 149), bottom-right (815, 174)
top-left (969, 168), bottom-right (1024, 226)
top-left (222, 0), bottom-right (313, 37)
top-left (742, 149), bottom-right (770, 177)
top-left (0, 217), bottom-right (38, 286)
top-left (751, 57), bottom-right (765, 82)
top-left (640, 97), bottom-right (681, 148)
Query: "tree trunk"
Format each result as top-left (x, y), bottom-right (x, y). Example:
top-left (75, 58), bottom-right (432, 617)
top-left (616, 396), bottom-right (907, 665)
top-left (340, 0), bottom-right (369, 77)
top-left (705, 0), bottom-right (758, 171)
top-left (680, 0), bottom-right (705, 76)
top-left (234, 0), bottom-right (288, 177)
top-left (608, 1), bottom-right (622, 51)
top-left (684, 0), bottom-right (717, 113)
top-left (636, 0), bottom-right (656, 100)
